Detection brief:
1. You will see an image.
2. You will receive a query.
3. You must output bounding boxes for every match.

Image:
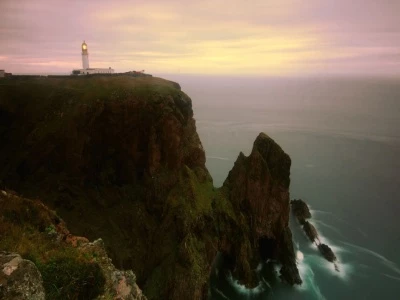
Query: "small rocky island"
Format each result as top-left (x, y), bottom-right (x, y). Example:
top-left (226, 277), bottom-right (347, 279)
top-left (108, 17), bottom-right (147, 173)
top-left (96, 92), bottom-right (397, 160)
top-left (291, 199), bottom-right (338, 270)
top-left (0, 76), bottom-right (303, 299)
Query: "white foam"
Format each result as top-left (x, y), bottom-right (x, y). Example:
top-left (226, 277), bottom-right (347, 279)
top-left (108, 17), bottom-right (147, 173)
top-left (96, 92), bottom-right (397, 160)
top-left (226, 272), bottom-right (259, 296)
top-left (311, 222), bottom-right (346, 254)
top-left (295, 257), bottom-right (327, 300)
top-left (295, 219), bottom-right (352, 280)
top-left (317, 256), bottom-right (353, 281)
top-left (297, 250), bottom-right (304, 261)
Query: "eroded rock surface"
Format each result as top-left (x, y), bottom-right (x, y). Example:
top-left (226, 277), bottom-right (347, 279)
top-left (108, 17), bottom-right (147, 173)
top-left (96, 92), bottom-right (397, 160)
top-left (220, 133), bottom-right (301, 285)
top-left (82, 239), bottom-right (147, 300)
top-left (0, 252), bottom-right (45, 300)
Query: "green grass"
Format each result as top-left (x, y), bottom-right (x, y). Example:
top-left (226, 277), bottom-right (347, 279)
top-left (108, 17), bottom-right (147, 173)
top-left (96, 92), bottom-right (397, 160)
top-left (0, 194), bottom-right (106, 300)
top-left (32, 254), bottom-right (105, 300)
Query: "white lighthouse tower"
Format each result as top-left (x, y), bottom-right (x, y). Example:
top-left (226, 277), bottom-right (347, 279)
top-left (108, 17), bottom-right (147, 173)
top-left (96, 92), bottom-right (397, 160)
top-left (72, 41), bottom-right (114, 75)
top-left (81, 41), bottom-right (89, 69)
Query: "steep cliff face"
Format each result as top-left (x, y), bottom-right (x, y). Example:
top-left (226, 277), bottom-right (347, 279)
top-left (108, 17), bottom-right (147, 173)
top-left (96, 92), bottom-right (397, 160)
top-left (0, 76), bottom-right (300, 299)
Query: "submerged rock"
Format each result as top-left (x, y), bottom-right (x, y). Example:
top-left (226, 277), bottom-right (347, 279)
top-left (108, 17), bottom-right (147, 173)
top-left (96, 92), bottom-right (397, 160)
top-left (291, 199), bottom-right (311, 224)
top-left (0, 252), bottom-right (45, 300)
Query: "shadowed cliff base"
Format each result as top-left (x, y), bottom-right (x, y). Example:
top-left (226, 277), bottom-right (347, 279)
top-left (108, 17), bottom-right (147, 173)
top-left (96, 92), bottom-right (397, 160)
top-left (0, 76), bottom-right (301, 299)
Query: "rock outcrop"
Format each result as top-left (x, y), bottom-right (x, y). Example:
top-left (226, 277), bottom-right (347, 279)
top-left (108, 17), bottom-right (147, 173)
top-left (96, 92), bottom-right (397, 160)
top-left (0, 252), bottom-right (45, 300)
top-left (318, 244), bottom-right (336, 263)
top-left (81, 239), bottom-right (147, 300)
top-left (218, 133), bottom-right (301, 285)
top-left (291, 199), bottom-right (311, 224)
top-left (290, 200), bottom-right (338, 270)
top-left (303, 221), bottom-right (319, 243)
top-left (0, 76), bottom-right (301, 298)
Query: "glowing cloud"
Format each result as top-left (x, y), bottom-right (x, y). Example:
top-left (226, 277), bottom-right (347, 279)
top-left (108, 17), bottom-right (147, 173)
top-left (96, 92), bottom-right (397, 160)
top-left (0, 0), bottom-right (399, 75)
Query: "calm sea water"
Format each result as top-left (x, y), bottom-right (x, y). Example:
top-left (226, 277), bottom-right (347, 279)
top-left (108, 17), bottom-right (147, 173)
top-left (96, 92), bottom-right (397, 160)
top-left (162, 75), bottom-right (400, 299)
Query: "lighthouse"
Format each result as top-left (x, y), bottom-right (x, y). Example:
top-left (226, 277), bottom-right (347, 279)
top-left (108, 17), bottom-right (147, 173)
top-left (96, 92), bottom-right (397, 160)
top-left (81, 41), bottom-right (89, 69)
top-left (72, 41), bottom-right (114, 75)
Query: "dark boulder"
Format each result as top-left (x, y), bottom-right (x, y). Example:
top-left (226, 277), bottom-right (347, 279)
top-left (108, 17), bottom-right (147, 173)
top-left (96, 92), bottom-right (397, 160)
top-left (318, 244), bottom-right (337, 262)
top-left (302, 221), bottom-right (319, 243)
top-left (0, 252), bottom-right (45, 300)
top-left (291, 199), bottom-right (311, 224)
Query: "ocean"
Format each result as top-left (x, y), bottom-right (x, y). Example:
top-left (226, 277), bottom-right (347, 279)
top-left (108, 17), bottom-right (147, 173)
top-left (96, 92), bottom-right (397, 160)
top-left (162, 75), bottom-right (400, 299)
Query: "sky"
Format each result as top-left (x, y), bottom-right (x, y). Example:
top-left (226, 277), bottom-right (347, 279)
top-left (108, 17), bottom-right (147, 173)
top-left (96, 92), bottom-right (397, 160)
top-left (0, 0), bottom-right (399, 76)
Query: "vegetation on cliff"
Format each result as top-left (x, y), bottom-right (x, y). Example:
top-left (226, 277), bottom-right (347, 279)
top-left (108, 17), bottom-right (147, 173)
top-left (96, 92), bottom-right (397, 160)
top-left (0, 76), bottom-right (301, 299)
top-left (0, 190), bottom-right (146, 299)
top-left (0, 190), bottom-right (105, 299)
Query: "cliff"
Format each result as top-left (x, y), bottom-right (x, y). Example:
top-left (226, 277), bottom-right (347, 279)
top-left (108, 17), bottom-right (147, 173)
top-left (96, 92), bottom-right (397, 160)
top-left (0, 76), bottom-right (300, 299)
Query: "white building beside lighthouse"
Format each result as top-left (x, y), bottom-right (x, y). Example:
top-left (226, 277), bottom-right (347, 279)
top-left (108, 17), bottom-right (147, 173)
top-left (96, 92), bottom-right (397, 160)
top-left (72, 41), bottom-right (114, 75)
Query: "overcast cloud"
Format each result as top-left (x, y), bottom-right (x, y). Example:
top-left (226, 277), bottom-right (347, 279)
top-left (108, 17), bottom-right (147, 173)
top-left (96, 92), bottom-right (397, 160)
top-left (0, 0), bottom-right (399, 75)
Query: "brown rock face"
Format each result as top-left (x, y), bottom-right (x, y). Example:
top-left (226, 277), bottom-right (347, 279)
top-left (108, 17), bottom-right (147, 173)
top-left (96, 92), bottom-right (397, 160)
top-left (219, 133), bottom-right (301, 285)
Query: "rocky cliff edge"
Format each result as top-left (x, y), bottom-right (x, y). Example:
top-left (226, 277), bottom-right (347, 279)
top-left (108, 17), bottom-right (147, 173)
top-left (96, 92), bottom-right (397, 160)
top-left (0, 76), bottom-right (300, 299)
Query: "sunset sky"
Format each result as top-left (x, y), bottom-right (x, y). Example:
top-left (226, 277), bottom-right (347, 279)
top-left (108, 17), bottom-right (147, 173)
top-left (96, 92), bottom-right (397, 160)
top-left (1, 0), bottom-right (399, 76)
